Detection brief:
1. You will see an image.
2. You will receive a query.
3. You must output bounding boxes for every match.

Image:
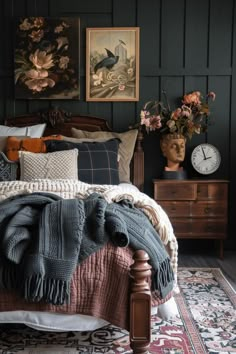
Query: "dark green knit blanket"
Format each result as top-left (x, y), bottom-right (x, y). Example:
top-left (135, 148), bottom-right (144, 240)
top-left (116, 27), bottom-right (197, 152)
top-left (105, 199), bottom-right (175, 299)
top-left (0, 192), bottom-right (117, 305)
top-left (0, 192), bottom-right (174, 305)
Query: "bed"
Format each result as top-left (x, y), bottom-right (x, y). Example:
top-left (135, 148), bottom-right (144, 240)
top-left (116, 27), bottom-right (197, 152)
top-left (0, 108), bottom-right (178, 354)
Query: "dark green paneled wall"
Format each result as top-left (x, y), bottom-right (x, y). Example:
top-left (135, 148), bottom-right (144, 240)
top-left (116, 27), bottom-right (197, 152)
top-left (0, 0), bottom-right (235, 249)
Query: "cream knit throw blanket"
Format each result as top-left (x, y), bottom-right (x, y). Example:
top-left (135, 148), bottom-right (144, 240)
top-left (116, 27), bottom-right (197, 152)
top-left (0, 180), bottom-right (178, 276)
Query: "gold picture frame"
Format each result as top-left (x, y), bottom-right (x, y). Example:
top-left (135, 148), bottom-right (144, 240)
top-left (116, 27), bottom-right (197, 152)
top-left (86, 27), bottom-right (140, 102)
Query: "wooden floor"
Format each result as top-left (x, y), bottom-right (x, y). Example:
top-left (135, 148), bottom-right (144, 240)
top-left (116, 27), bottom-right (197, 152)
top-left (178, 248), bottom-right (236, 290)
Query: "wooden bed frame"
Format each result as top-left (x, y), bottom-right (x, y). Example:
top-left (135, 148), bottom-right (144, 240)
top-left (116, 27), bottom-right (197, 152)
top-left (5, 108), bottom-right (151, 354)
top-left (5, 107), bottom-right (145, 192)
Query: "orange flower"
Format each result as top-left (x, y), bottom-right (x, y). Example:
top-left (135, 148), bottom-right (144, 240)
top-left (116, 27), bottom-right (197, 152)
top-left (182, 91), bottom-right (201, 106)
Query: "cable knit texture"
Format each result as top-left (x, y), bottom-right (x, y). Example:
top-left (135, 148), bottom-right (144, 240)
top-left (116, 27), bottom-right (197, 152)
top-left (0, 179), bottom-right (178, 276)
top-left (0, 192), bottom-right (125, 305)
top-left (19, 149), bottom-right (78, 181)
top-left (0, 190), bottom-right (174, 303)
top-left (106, 200), bottom-right (175, 298)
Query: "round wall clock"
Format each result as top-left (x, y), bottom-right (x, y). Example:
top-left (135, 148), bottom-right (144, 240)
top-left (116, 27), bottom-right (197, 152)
top-left (191, 143), bottom-right (221, 175)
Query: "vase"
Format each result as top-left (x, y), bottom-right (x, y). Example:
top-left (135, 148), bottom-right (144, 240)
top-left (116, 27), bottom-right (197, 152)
top-left (160, 133), bottom-right (187, 179)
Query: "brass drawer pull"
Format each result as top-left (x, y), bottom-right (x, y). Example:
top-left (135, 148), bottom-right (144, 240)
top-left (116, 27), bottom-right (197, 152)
top-left (204, 207), bottom-right (211, 214)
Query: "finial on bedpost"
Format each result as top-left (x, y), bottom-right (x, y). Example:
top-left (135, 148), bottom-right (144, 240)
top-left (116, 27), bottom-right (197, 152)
top-left (129, 250), bottom-right (151, 354)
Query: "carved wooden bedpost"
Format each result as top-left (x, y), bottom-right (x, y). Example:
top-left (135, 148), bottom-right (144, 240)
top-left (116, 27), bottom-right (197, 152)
top-left (132, 127), bottom-right (144, 192)
top-left (129, 250), bottom-right (152, 354)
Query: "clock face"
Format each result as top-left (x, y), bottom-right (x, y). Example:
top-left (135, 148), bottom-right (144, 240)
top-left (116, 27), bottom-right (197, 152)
top-left (191, 143), bottom-right (221, 175)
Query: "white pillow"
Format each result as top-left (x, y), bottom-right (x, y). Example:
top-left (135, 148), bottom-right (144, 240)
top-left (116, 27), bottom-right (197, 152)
top-left (19, 149), bottom-right (78, 181)
top-left (0, 123), bottom-right (46, 138)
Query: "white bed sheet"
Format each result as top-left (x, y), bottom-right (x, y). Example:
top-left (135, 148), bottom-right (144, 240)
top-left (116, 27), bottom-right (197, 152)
top-left (0, 299), bottom-right (179, 332)
top-left (0, 311), bottom-right (109, 331)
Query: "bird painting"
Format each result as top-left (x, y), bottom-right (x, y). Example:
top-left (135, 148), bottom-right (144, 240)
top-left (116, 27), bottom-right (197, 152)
top-left (94, 48), bottom-right (119, 73)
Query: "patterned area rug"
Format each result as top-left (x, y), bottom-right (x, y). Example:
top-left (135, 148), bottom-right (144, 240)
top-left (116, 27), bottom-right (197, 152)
top-left (0, 268), bottom-right (235, 354)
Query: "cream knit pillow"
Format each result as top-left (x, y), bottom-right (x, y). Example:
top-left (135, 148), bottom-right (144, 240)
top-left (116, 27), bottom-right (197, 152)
top-left (19, 149), bottom-right (78, 181)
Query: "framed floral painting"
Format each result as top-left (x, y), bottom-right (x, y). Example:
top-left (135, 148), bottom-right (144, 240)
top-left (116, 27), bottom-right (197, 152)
top-left (86, 27), bottom-right (140, 101)
top-left (14, 17), bottom-right (80, 99)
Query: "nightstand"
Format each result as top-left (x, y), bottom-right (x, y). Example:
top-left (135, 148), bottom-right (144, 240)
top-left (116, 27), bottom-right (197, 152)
top-left (153, 179), bottom-right (229, 259)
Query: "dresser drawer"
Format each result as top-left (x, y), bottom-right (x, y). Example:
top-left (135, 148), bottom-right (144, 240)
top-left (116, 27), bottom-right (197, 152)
top-left (153, 179), bottom-right (229, 258)
top-left (159, 200), bottom-right (227, 217)
top-left (154, 183), bottom-right (197, 200)
top-left (191, 201), bottom-right (227, 217)
top-left (197, 183), bottom-right (228, 200)
top-left (171, 218), bottom-right (227, 236)
top-left (160, 201), bottom-right (191, 217)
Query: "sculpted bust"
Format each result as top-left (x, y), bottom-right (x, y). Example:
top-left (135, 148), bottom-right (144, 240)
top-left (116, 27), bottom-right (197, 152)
top-left (160, 133), bottom-right (186, 171)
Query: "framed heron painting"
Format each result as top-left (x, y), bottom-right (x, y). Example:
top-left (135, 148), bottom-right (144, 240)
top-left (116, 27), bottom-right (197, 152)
top-left (14, 17), bottom-right (80, 99)
top-left (86, 27), bottom-right (140, 102)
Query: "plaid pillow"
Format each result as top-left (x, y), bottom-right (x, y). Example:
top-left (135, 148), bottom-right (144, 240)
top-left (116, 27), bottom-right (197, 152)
top-left (45, 139), bottom-right (120, 185)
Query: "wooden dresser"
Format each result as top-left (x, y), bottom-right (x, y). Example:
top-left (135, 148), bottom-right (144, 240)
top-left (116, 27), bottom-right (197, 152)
top-left (153, 179), bottom-right (229, 259)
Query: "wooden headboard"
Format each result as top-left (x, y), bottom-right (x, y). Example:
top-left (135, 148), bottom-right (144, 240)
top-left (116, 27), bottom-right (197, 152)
top-left (5, 108), bottom-right (144, 191)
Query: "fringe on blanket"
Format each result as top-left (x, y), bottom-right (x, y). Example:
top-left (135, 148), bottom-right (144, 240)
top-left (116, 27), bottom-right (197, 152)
top-left (0, 266), bottom-right (70, 305)
top-left (151, 258), bottom-right (175, 299)
top-left (24, 275), bottom-right (70, 305)
top-left (0, 264), bottom-right (17, 290)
